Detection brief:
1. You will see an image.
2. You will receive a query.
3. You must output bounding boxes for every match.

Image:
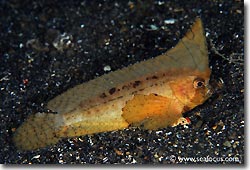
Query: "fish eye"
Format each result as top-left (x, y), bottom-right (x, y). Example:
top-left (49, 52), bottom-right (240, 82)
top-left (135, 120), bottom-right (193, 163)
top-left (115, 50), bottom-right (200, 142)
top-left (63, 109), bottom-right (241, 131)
top-left (193, 78), bottom-right (205, 88)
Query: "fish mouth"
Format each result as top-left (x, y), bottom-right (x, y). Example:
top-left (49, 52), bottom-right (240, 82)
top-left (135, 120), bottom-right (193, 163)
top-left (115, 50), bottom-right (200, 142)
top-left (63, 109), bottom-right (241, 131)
top-left (206, 87), bottom-right (213, 99)
top-left (207, 78), bottom-right (224, 97)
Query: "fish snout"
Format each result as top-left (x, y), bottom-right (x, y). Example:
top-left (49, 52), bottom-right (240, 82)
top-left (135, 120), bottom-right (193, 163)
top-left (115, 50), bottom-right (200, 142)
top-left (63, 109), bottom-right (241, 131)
top-left (207, 78), bottom-right (224, 96)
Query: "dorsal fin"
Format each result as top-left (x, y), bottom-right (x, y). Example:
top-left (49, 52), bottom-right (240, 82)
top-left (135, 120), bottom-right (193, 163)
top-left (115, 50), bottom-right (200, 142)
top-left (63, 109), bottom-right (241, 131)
top-left (164, 18), bottom-right (208, 72)
top-left (47, 18), bottom-right (210, 114)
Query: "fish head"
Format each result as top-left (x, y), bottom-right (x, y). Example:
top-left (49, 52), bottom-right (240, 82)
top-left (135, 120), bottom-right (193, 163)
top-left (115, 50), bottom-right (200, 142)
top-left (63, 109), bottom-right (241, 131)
top-left (170, 70), bottom-right (212, 110)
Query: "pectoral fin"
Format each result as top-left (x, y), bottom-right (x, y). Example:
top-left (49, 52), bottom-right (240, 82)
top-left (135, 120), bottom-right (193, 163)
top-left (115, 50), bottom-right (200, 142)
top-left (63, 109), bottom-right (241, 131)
top-left (122, 94), bottom-right (184, 130)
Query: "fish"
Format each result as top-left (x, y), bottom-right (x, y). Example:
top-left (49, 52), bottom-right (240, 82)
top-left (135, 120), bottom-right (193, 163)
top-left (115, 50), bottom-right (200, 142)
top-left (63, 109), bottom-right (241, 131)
top-left (13, 18), bottom-right (211, 151)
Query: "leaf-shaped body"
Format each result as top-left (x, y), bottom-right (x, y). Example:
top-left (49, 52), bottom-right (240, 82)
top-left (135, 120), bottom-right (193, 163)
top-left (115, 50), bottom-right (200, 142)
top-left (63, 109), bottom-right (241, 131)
top-left (13, 18), bottom-right (211, 150)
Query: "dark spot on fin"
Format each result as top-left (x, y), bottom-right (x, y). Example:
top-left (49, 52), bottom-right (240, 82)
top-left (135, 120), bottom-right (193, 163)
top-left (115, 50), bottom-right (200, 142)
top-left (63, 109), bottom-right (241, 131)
top-left (100, 93), bottom-right (107, 98)
top-left (109, 88), bottom-right (116, 95)
top-left (133, 81), bottom-right (141, 88)
top-left (152, 76), bottom-right (158, 79)
top-left (146, 75), bottom-right (158, 80)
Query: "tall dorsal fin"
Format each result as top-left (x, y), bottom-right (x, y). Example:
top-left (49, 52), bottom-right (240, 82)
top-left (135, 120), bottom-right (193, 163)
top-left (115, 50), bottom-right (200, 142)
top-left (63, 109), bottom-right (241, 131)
top-left (47, 18), bottom-right (210, 115)
top-left (164, 18), bottom-right (208, 72)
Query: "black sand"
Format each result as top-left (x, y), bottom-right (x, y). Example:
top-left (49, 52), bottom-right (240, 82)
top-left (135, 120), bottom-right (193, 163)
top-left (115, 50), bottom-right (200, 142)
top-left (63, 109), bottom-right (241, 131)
top-left (0, 0), bottom-right (244, 164)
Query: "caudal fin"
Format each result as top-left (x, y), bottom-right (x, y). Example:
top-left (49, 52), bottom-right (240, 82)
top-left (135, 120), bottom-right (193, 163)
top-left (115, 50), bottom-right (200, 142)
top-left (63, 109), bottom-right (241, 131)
top-left (13, 112), bottom-right (60, 151)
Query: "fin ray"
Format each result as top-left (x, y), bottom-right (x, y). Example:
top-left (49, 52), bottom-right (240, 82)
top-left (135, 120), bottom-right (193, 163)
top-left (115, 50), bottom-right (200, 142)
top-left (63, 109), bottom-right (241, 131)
top-left (13, 113), bottom-right (60, 150)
